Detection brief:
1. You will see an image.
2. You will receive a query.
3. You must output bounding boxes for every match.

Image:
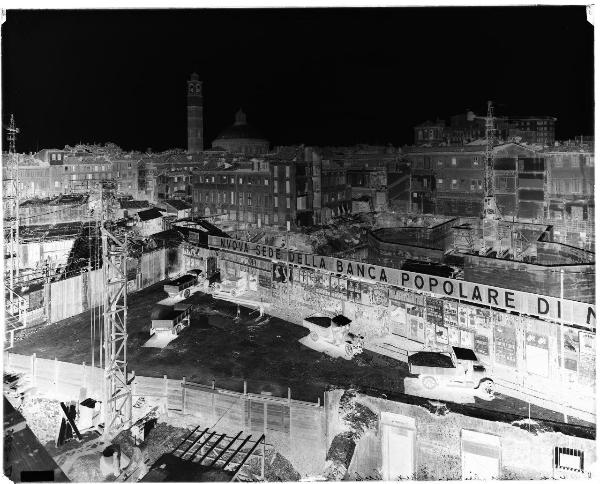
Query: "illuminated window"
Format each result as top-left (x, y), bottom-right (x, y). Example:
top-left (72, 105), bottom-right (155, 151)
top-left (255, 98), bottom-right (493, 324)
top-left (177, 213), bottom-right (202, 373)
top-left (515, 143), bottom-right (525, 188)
top-left (451, 179), bottom-right (458, 189)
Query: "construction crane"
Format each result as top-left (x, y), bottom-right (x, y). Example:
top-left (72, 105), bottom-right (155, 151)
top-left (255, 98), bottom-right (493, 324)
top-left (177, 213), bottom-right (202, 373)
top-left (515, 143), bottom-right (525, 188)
top-left (468, 101), bottom-right (502, 253)
top-left (3, 115), bottom-right (26, 348)
top-left (89, 180), bottom-right (132, 438)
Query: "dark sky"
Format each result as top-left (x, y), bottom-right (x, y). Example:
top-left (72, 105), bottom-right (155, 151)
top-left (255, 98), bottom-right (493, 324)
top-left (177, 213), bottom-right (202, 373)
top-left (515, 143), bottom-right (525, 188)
top-left (2, 7), bottom-right (594, 153)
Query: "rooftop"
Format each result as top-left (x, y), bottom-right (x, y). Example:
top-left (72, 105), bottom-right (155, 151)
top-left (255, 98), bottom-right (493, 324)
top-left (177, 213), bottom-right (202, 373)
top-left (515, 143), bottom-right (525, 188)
top-left (138, 207), bottom-right (165, 221)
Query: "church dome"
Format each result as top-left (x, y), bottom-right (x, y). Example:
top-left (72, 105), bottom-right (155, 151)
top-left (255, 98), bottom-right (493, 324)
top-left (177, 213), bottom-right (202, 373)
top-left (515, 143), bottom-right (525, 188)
top-left (215, 109), bottom-right (266, 141)
top-left (212, 109), bottom-right (269, 155)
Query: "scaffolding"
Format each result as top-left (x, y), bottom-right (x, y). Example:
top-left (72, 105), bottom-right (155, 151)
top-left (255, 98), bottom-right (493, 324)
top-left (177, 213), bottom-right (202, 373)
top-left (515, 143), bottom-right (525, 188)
top-left (3, 115), bottom-right (25, 348)
top-left (101, 223), bottom-right (132, 436)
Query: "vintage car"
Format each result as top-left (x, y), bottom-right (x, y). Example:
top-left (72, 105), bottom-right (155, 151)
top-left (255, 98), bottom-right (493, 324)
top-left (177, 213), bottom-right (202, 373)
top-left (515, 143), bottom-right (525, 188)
top-left (212, 276), bottom-right (247, 298)
top-left (150, 303), bottom-right (192, 336)
top-left (408, 346), bottom-right (494, 397)
top-left (302, 314), bottom-right (364, 357)
top-left (163, 271), bottom-right (203, 299)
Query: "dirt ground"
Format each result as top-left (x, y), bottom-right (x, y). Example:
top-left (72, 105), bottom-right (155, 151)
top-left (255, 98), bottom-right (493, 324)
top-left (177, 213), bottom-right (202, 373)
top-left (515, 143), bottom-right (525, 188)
top-left (11, 282), bottom-right (595, 428)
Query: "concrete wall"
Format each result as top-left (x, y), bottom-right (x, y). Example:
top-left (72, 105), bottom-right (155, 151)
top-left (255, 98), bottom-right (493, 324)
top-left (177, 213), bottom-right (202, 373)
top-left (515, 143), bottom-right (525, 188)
top-left (325, 389), bottom-right (596, 480)
top-left (463, 256), bottom-right (595, 304)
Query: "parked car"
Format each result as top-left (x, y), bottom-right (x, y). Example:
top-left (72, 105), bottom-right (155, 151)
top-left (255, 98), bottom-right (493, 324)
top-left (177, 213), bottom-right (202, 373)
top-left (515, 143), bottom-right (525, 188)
top-left (163, 270), bottom-right (203, 298)
top-left (302, 314), bottom-right (364, 357)
top-left (212, 276), bottom-right (247, 298)
top-left (408, 346), bottom-right (494, 397)
top-left (150, 303), bottom-right (192, 336)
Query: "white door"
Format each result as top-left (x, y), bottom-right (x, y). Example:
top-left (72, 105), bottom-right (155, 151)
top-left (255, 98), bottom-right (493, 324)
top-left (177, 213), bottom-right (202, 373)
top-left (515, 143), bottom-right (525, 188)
top-left (382, 412), bottom-right (415, 480)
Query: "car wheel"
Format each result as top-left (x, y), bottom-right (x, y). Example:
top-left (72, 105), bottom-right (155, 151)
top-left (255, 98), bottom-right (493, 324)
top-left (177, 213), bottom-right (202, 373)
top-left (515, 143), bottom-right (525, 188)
top-left (345, 343), bottom-right (354, 357)
top-left (421, 376), bottom-right (438, 390)
top-left (310, 332), bottom-right (319, 342)
top-left (183, 289), bottom-right (191, 298)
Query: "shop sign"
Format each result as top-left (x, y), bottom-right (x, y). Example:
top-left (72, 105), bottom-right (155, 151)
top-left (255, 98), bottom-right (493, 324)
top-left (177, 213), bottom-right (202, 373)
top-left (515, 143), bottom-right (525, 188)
top-left (209, 236), bottom-right (595, 327)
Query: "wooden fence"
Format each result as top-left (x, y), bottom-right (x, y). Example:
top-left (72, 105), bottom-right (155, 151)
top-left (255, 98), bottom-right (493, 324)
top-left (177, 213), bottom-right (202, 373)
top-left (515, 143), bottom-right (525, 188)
top-left (4, 351), bottom-right (327, 475)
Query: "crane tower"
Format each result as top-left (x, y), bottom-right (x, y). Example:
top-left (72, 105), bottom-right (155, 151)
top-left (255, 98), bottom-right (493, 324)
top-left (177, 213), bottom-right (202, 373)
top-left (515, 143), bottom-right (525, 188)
top-left (481, 101), bottom-right (502, 253)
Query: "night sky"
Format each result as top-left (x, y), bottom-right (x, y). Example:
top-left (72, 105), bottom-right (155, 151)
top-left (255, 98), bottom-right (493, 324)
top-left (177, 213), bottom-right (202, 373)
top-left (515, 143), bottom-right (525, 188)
top-left (2, 7), bottom-right (594, 153)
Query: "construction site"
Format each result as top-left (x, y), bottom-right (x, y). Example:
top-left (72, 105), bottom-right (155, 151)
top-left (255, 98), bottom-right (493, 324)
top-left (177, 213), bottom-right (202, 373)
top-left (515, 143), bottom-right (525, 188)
top-left (3, 82), bottom-right (597, 483)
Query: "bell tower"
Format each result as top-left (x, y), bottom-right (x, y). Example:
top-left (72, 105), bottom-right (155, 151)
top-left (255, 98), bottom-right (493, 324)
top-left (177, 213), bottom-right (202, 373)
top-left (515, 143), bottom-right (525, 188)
top-left (187, 73), bottom-right (203, 153)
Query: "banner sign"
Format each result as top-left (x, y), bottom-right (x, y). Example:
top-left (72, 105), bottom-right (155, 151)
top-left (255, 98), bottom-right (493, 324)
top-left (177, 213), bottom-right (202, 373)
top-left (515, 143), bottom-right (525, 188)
top-left (209, 236), bottom-right (595, 328)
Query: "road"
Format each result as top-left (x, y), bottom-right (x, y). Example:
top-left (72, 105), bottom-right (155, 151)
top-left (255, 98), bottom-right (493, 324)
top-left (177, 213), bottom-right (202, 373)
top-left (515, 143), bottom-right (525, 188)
top-left (11, 281), bottom-right (594, 433)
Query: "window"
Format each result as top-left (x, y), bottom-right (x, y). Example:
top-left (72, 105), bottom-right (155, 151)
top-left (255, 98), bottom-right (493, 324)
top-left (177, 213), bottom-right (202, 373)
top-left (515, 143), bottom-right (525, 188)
top-left (437, 178), bottom-right (444, 185)
top-left (87, 174), bottom-right (92, 180)
top-left (286, 197), bottom-right (290, 209)
top-left (64, 166), bottom-right (68, 171)
top-left (285, 166), bottom-right (290, 178)
top-left (423, 179), bottom-right (428, 188)
top-left (473, 157), bottom-right (480, 166)
top-left (128, 163), bottom-right (132, 169)
top-left (239, 177), bottom-right (243, 184)
top-left (554, 448), bottom-right (584, 473)
top-left (239, 193), bottom-right (243, 206)
top-left (477, 180), bottom-right (483, 190)
top-left (274, 180), bottom-right (278, 194)
top-left (274, 197), bottom-right (278, 208)
top-left (51, 153), bottom-right (57, 161)
top-left (264, 178), bottom-right (269, 186)
top-left (102, 165), bottom-right (106, 171)
top-left (247, 195), bottom-right (252, 206)
top-left (231, 191), bottom-right (234, 204)
top-left (273, 213), bottom-right (279, 223)
top-left (198, 177), bottom-right (203, 184)
top-left (451, 179), bottom-right (458, 189)
top-left (451, 157), bottom-right (457, 166)
top-left (470, 179), bottom-right (476, 191)
top-left (286, 181), bottom-right (290, 193)
top-left (54, 181), bottom-right (60, 187)
top-left (211, 176), bottom-right (215, 183)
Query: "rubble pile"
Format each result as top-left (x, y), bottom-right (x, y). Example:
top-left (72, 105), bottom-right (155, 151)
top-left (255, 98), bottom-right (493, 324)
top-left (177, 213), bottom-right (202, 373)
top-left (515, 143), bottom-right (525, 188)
top-left (322, 389), bottom-right (379, 480)
top-left (20, 395), bottom-right (63, 445)
top-left (245, 448), bottom-right (301, 482)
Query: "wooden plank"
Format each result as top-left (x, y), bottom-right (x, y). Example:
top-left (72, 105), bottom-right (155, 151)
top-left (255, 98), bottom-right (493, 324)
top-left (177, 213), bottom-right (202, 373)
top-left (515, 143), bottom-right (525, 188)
top-left (60, 403), bottom-right (82, 440)
top-left (177, 427), bottom-right (208, 458)
top-left (231, 435), bottom-right (265, 480)
top-left (222, 434), bottom-right (252, 470)
top-left (195, 433), bottom-right (226, 465)
top-left (207, 431), bottom-right (243, 469)
top-left (170, 425), bottom-right (200, 456)
top-left (186, 431), bottom-right (216, 461)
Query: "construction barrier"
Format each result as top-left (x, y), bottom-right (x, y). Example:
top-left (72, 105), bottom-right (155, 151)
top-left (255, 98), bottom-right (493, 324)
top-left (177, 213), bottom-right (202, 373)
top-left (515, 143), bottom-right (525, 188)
top-left (4, 351), bottom-right (327, 476)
